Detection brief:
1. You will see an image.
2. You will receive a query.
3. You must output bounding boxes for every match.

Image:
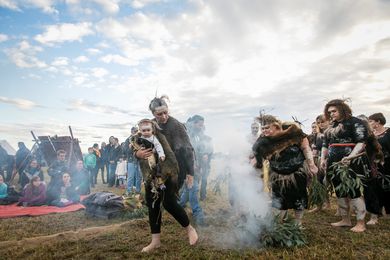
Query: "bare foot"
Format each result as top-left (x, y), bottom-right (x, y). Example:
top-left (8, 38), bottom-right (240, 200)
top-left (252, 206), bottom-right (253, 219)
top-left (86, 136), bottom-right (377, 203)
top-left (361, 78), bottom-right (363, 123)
top-left (187, 225), bottom-right (198, 246)
top-left (366, 218), bottom-right (378, 225)
top-left (331, 219), bottom-right (352, 227)
top-left (141, 242), bottom-right (161, 252)
top-left (308, 207), bottom-right (320, 213)
top-left (350, 223), bottom-right (366, 233)
top-left (141, 234), bottom-right (161, 252)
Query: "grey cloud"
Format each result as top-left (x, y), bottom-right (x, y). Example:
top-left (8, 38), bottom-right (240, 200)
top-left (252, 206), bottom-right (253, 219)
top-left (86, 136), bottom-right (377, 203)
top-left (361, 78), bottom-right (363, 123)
top-left (311, 0), bottom-right (390, 44)
top-left (279, 47), bottom-right (390, 92)
top-left (200, 0), bottom-right (390, 48)
top-left (375, 37), bottom-right (390, 52)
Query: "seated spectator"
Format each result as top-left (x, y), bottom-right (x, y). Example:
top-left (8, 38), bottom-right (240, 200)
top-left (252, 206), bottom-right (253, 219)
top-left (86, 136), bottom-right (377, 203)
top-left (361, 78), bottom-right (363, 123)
top-left (0, 175), bottom-right (7, 199)
top-left (71, 160), bottom-right (90, 195)
top-left (21, 159), bottom-right (44, 189)
top-left (0, 175), bottom-right (20, 205)
top-left (47, 173), bottom-right (80, 207)
top-left (18, 176), bottom-right (47, 207)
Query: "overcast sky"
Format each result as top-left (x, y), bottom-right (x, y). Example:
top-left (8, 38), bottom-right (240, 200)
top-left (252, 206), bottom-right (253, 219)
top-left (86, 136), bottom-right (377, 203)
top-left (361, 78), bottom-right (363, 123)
top-left (0, 0), bottom-right (389, 152)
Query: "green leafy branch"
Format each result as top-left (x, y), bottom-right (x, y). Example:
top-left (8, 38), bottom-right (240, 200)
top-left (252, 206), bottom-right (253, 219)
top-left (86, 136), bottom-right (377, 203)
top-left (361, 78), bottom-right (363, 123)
top-left (308, 176), bottom-right (328, 208)
top-left (328, 157), bottom-right (366, 197)
top-left (260, 214), bottom-right (307, 248)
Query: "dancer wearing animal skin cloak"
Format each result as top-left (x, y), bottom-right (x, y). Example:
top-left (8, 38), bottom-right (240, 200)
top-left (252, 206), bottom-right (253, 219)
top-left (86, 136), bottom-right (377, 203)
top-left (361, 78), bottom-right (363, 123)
top-left (134, 96), bottom-right (198, 253)
top-left (253, 115), bottom-right (318, 226)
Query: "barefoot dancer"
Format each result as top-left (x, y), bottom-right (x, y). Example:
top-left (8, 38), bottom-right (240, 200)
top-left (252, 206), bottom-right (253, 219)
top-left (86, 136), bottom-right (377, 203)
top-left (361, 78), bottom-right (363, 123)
top-left (253, 115), bottom-right (318, 226)
top-left (321, 99), bottom-right (369, 232)
top-left (134, 96), bottom-right (198, 252)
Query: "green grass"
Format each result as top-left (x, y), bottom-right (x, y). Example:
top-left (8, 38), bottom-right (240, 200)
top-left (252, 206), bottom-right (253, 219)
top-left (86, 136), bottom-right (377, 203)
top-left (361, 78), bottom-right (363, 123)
top-left (1, 179), bottom-right (389, 259)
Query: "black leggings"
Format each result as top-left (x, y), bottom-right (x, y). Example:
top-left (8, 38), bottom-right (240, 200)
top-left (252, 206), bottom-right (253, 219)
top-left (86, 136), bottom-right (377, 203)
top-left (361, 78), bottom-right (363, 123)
top-left (145, 177), bottom-right (189, 234)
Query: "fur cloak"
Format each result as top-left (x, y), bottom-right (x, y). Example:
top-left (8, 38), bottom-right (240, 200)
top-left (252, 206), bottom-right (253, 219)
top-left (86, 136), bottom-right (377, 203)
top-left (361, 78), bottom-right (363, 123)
top-left (131, 130), bottom-right (179, 186)
top-left (154, 116), bottom-right (195, 189)
top-left (252, 124), bottom-right (306, 169)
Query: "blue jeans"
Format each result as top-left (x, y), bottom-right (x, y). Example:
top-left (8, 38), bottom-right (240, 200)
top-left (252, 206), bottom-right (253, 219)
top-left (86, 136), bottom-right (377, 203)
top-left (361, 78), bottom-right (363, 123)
top-left (108, 163), bottom-right (117, 187)
top-left (200, 169), bottom-right (210, 201)
top-left (179, 177), bottom-right (204, 224)
top-left (127, 161), bottom-right (142, 193)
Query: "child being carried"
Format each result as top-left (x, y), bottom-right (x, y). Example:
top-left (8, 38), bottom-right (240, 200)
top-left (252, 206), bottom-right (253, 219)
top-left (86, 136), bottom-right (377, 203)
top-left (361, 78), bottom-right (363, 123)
top-left (137, 119), bottom-right (165, 170)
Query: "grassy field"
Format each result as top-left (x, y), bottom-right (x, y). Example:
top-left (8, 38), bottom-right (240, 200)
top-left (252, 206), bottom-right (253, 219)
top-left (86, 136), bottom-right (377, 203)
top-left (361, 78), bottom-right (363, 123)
top-left (1, 179), bottom-right (390, 259)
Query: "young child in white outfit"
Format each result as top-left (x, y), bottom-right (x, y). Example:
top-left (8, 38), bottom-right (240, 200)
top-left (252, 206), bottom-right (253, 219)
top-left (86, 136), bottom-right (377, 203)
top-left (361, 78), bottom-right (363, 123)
top-left (138, 119), bottom-right (165, 169)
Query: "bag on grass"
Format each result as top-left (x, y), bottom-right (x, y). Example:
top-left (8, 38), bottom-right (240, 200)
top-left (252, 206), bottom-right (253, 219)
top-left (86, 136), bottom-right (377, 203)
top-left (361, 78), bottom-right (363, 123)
top-left (82, 192), bottom-right (124, 219)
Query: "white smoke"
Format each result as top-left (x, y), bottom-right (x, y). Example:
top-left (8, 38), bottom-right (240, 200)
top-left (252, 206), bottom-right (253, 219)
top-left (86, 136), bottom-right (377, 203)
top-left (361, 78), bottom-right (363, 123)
top-left (202, 119), bottom-right (272, 248)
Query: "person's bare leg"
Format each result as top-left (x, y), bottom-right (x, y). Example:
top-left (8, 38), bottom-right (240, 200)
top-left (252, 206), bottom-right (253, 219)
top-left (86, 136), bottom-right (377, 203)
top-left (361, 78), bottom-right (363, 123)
top-left (332, 198), bottom-right (352, 227)
top-left (186, 225), bottom-right (198, 245)
top-left (294, 210), bottom-right (304, 227)
top-left (322, 200), bottom-right (330, 210)
top-left (142, 233), bottom-right (161, 252)
top-left (308, 206), bottom-right (320, 213)
top-left (350, 197), bottom-right (366, 232)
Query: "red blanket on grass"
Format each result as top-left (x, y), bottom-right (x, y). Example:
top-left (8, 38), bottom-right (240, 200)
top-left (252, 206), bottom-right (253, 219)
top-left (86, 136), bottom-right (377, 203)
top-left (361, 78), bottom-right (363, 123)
top-left (0, 196), bottom-right (88, 219)
top-left (0, 203), bottom-right (85, 218)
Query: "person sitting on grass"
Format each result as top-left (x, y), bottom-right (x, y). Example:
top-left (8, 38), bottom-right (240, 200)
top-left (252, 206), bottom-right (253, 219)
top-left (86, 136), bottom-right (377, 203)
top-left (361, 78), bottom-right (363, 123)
top-left (21, 159), bottom-right (44, 189)
top-left (71, 160), bottom-right (90, 195)
top-left (0, 175), bottom-right (7, 200)
top-left (18, 176), bottom-right (46, 207)
top-left (0, 175), bottom-right (20, 205)
top-left (47, 173), bottom-right (80, 207)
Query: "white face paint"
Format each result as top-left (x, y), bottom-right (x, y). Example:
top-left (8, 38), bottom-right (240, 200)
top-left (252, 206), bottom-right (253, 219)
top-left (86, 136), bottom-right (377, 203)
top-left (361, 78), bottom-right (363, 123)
top-left (327, 106), bottom-right (341, 122)
top-left (354, 122), bottom-right (366, 141)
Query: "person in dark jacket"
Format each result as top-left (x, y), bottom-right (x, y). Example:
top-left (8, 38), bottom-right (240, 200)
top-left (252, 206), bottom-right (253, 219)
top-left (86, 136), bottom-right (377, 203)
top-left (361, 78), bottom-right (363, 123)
top-left (47, 150), bottom-right (69, 200)
top-left (47, 172), bottom-right (80, 207)
top-left (6, 155), bottom-right (15, 183)
top-left (21, 159), bottom-right (44, 189)
top-left (0, 145), bottom-right (8, 180)
top-left (320, 99), bottom-right (371, 232)
top-left (135, 96), bottom-right (198, 252)
top-left (107, 137), bottom-right (122, 187)
top-left (100, 142), bottom-right (109, 184)
top-left (92, 143), bottom-right (103, 185)
top-left (15, 142), bottom-right (31, 184)
top-left (71, 160), bottom-right (90, 195)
